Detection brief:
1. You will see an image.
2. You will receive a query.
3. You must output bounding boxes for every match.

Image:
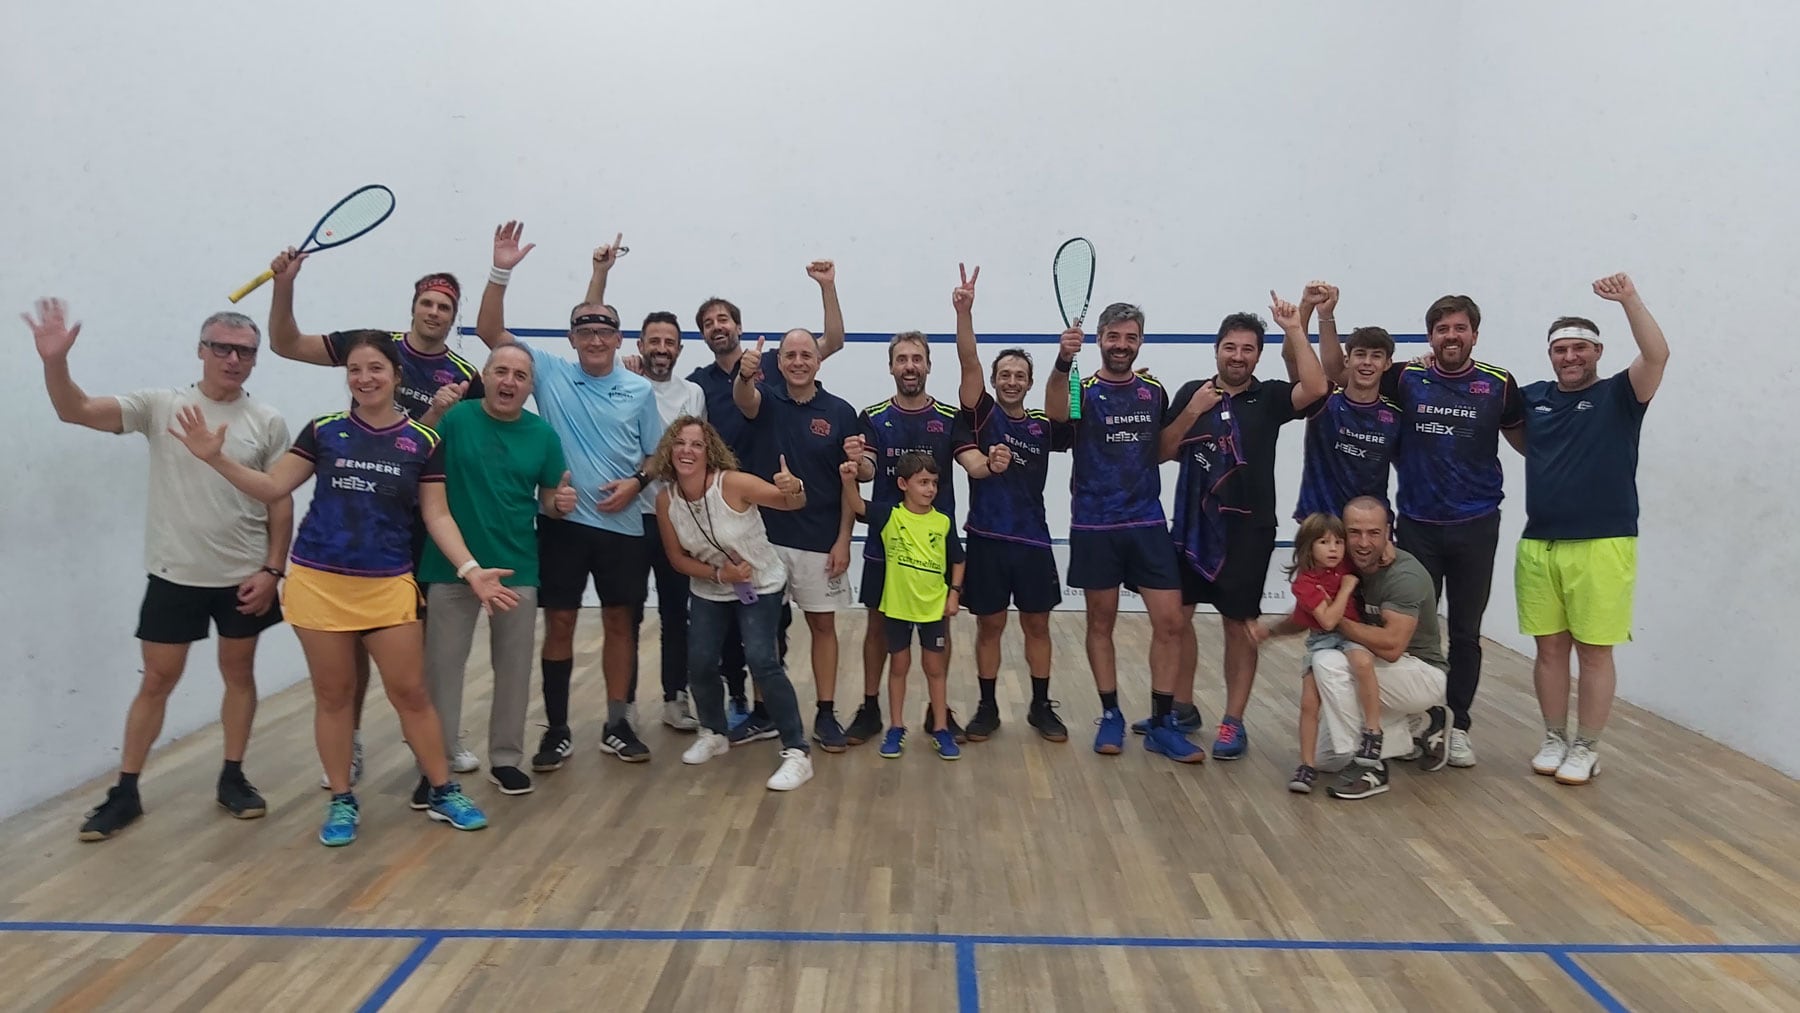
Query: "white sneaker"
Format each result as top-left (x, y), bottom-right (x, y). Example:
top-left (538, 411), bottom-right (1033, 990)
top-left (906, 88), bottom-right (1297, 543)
top-left (1531, 732), bottom-right (1568, 776)
top-left (1447, 728), bottom-right (1477, 768)
top-left (1555, 741), bottom-right (1600, 785)
top-left (664, 693), bottom-right (700, 732)
top-left (451, 746), bottom-right (481, 774)
top-left (766, 748), bottom-right (814, 791)
top-left (319, 733), bottom-right (365, 789)
top-left (682, 730), bottom-right (731, 766)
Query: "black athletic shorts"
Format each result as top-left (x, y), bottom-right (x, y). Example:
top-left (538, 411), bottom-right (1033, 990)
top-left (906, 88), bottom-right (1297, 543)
top-left (136, 574), bottom-right (284, 644)
top-left (1067, 525), bottom-right (1181, 592)
top-left (962, 535), bottom-right (1063, 615)
top-left (1179, 519), bottom-right (1278, 620)
top-left (885, 617), bottom-right (948, 654)
top-left (538, 517), bottom-right (651, 609)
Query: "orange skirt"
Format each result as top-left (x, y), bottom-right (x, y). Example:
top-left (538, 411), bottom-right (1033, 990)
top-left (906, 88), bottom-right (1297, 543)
top-left (282, 564), bottom-right (421, 632)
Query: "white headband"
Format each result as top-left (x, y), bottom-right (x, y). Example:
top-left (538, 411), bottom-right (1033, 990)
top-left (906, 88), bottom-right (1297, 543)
top-left (1548, 325), bottom-right (1599, 344)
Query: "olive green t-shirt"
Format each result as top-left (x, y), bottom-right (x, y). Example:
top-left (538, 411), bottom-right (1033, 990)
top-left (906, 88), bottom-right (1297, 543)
top-left (1355, 550), bottom-right (1448, 673)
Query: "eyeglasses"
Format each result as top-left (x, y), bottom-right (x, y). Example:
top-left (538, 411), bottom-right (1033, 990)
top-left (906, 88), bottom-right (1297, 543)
top-left (201, 340), bottom-right (259, 360)
top-left (571, 326), bottom-right (619, 343)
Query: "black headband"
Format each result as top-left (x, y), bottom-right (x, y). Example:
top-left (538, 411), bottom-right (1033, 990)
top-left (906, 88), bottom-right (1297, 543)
top-left (572, 312), bottom-right (619, 330)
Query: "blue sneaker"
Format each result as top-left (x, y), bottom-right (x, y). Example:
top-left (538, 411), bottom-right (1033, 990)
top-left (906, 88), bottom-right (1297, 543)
top-left (1146, 714), bottom-right (1206, 764)
top-left (729, 712), bottom-right (780, 747)
top-left (880, 726), bottom-right (906, 758)
top-left (1131, 703), bottom-right (1203, 735)
top-left (728, 697), bottom-right (751, 725)
top-left (932, 727), bottom-right (961, 760)
top-left (426, 783), bottom-right (489, 831)
top-left (1093, 709), bottom-right (1126, 755)
top-left (319, 795), bottom-right (359, 847)
top-left (1212, 716), bottom-right (1248, 760)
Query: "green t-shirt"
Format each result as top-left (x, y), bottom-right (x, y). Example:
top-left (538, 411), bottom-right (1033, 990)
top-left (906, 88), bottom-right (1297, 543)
top-left (870, 503), bottom-right (965, 623)
top-left (418, 400), bottom-right (566, 587)
top-left (1354, 549), bottom-right (1448, 673)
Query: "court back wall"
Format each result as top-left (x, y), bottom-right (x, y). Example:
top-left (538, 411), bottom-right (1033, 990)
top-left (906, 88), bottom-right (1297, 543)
top-left (0, 0), bottom-right (1791, 818)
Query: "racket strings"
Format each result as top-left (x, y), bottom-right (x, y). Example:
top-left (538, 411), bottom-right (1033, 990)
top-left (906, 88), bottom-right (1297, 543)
top-left (1054, 240), bottom-right (1096, 326)
top-left (315, 189), bottom-right (395, 247)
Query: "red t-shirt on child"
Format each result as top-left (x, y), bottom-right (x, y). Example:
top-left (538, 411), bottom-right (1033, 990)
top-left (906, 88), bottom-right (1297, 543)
top-left (1291, 561), bottom-right (1356, 631)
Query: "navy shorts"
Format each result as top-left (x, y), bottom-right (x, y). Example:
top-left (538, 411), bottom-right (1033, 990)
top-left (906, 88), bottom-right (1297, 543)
top-left (1179, 520), bottom-right (1278, 620)
top-left (962, 536), bottom-right (1063, 615)
top-left (886, 618), bottom-right (948, 654)
top-left (1067, 526), bottom-right (1181, 592)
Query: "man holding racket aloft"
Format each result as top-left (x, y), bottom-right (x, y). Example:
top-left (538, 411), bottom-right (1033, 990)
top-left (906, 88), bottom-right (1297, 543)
top-left (266, 247), bottom-right (488, 786)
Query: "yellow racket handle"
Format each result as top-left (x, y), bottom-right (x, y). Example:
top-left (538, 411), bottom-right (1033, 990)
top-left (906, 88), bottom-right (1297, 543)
top-left (228, 269), bottom-right (276, 304)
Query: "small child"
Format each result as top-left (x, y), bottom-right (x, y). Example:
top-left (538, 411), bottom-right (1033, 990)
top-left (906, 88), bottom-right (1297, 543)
top-left (1287, 512), bottom-right (1383, 793)
top-left (841, 451), bottom-right (966, 760)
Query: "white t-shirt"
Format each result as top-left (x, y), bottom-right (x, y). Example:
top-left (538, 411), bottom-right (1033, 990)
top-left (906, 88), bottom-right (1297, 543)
top-left (639, 375), bottom-right (707, 514)
top-left (116, 386), bottom-right (291, 587)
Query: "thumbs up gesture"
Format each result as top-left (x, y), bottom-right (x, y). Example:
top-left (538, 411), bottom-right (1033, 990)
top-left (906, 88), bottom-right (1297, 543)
top-left (432, 380), bottom-right (470, 413)
top-left (737, 337), bottom-right (766, 383)
top-left (552, 470), bottom-right (576, 516)
top-left (774, 454), bottom-right (805, 500)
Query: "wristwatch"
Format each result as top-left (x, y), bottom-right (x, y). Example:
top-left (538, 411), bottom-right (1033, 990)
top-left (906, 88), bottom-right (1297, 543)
top-left (260, 566), bottom-right (284, 579)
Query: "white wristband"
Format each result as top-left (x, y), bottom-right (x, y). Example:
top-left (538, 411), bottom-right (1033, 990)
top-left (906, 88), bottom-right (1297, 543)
top-left (457, 560), bottom-right (480, 579)
top-left (488, 266), bottom-right (512, 287)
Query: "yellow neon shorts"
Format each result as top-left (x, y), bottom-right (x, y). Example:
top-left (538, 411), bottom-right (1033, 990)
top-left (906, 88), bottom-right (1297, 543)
top-left (1515, 537), bottom-right (1636, 646)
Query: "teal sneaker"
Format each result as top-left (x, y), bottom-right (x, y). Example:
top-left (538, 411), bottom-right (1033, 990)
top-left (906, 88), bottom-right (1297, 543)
top-left (319, 795), bottom-right (359, 847)
top-left (426, 783), bottom-right (488, 831)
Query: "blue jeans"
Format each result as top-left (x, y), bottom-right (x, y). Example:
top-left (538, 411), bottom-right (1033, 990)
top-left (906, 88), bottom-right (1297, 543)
top-left (687, 594), bottom-right (807, 752)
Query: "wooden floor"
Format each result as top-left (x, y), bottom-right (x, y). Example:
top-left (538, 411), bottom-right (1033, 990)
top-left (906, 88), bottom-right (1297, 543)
top-left (2, 611), bottom-right (1796, 1012)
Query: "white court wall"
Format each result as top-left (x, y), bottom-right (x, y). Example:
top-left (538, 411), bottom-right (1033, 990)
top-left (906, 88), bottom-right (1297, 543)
top-left (1, 0), bottom-right (1789, 818)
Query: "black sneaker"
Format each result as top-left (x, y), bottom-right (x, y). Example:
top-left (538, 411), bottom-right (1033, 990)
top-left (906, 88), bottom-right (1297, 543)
top-left (1027, 699), bottom-right (1069, 742)
top-left (1354, 729), bottom-right (1385, 768)
top-left (1327, 763), bottom-right (1391, 800)
top-left (410, 775), bottom-right (431, 810)
top-left (78, 786), bottom-right (143, 842)
top-left (599, 720), bottom-right (652, 763)
top-left (217, 774), bottom-right (267, 819)
top-left (487, 766), bottom-right (534, 795)
top-left (1415, 707), bottom-right (1450, 773)
top-left (1287, 764), bottom-right (1319, 794)
top-left (813, 710), bottom-right (848, 753)
top-left (843, 703), bottom-right (883, 746)
top-left (965, 702), bottom-right (1001, 742)
top-left (924, 705), bottom-right (968, 744)
top-left (728, 712), bottom-right (780, 747)
top-left (531, 725), bottom-right (573, 772)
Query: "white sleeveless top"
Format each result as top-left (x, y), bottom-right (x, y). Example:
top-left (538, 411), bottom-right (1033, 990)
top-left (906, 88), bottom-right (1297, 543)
top-left (666, 472), bottom-right (788, 603)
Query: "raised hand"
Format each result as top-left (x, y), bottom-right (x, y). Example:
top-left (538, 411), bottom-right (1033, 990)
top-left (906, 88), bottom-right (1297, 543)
top-left (271, 247), bottom-right (308, 283)
top-left (1592, 273), bottom-right (1637, 303)
top-left (987, 442), bottom-right (1012, 474)
top-left (466, 567), bottom-right (522, 616)
top-left (774, 454), bottom-right (805, 498)
top-left (167, 404), bottom-right (227, 462)
top-left (807, 260), bottom-right (836, 287)
top-left (493, 221), bottom-right (535, 270)
top-left (622, 353), bottom-right (645, 376)
top-left (552, 470), bottom-right (576, 515)
top-left (842, 433), bottom-right (867, 461)
top-left (1059, 324), bottom-right (1084, 361)
top-left (738, 337), bottom-right (767, 382)
top-left (1269, 290), bottom-right (1302, 331)
top-left (952, 263), bottom-right (980, 314)
top-left (431, 380), bottom-right (470, 415)
top-left (839, 459), bottom-right (860, 482)
top-left (1302, 280), bottom-right (1339, 315)
top-left (593, 232), bottom-right (628, 273)
top-left (23, 298), bottom-right (81, 360)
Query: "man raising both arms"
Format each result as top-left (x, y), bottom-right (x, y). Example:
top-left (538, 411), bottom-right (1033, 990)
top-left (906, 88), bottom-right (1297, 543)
top-left (28, 301), bottom-right (292, 840)
top-left (478, 222), bottom-right (665, 765)
top-left (950, 265), bottom-right (1074, 742)
top-left (1292, 283), bottom-right (1401, 520)
top-left (266, 247), bottom-right (486, 784)
top-left (1046, 303), bottom-right (1198, 762)
top-left (1516, 274), bottom-right (1667, 785)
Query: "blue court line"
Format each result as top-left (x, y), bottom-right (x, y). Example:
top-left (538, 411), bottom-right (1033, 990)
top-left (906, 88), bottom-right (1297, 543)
top-left (1550, 951), bottom-right (1631, 1013)
top-left (463, 327), bottom-right (1430, 346)
top-left (956, 940), bottom-right (981, 1013)
top-left (356, 935), bottom-right (441, 1013)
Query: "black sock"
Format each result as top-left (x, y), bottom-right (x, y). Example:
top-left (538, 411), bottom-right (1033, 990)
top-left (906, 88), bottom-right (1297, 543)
top-left (221, 760), bottom-right (243, 781)
top-left (1031, 677), bottom-right (1050, 705)
top-left (1152, 691), bottom-right (1174, 721)
top-left (541, 657), bottom-right (574, 729)
top-left (752, 701), bottom-right (770, 720)
top-left (978, 677), bottom-right (997, 707)
top-left (117, 771), bottom-right (140, 795)
top-left (864, 693), bottom-right (880, 713)
top-left (817, 699), bottom-right (834, 714)
top-left (1099, 690), bottom-right (1119, 713)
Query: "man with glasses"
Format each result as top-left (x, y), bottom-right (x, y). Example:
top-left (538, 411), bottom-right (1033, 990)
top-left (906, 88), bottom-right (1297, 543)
top-left (26, 301), bottom-right (293, 841)
top-left (477, 223), bottom-right (666, 765)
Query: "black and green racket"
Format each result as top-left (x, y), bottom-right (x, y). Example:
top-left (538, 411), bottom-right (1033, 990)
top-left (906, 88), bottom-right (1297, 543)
top-left (1053, 237), bottom-right (1095, 419)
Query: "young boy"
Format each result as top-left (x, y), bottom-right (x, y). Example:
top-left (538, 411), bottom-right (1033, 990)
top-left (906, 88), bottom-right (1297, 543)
top-left (842, 451), bottom-right (966, 759)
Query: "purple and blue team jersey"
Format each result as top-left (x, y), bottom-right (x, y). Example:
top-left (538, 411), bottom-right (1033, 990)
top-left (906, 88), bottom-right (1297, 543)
top-left (289, 411), bottom-right (445, 577)
top-left (1068, 372), bottom-right (1169, 530)
top-left (859, 397), bottom-right (973, 559)
top-left (1294, 387), bottom-right (1404, 520)
top-left (962, 392), bottom-right (1076, 548)
top-left (1384, 361), bottom-right (1525, 524)
top-left (325, 331), bottom-right (482, 422)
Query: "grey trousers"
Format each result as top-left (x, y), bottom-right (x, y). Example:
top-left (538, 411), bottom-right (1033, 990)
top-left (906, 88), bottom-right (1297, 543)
top-left (425, 582), bottom-right (539, 770)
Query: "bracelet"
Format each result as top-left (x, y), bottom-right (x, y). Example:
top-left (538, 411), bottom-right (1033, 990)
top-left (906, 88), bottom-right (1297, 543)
top-left (1053, 355), bottom-right (1074, 374)
top-left (949, 585), bottom-right (963, 594)
top-left (1317, 315), bottom-right (1334, 323)
top-left (488, 266), bottom-right (512, 287)
top-left (456, 559), bottom-right (480, 579)
top-left (713, 565), bottom-right (723, 583)
top-left (260, 566), bottom-right (284, 579)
